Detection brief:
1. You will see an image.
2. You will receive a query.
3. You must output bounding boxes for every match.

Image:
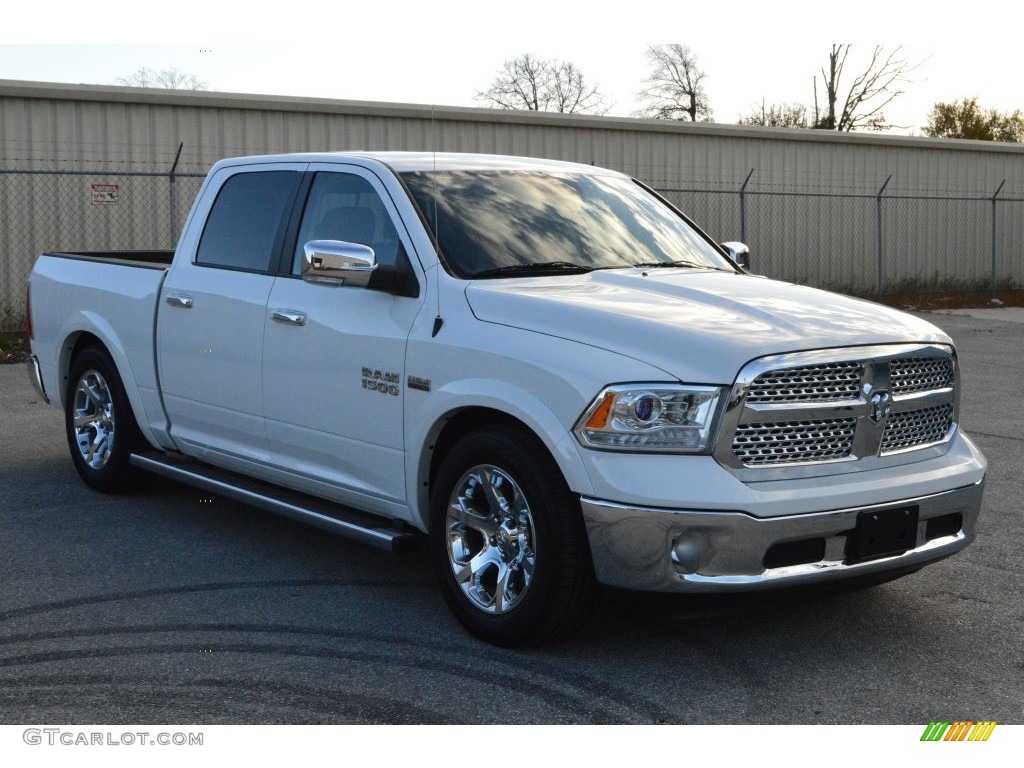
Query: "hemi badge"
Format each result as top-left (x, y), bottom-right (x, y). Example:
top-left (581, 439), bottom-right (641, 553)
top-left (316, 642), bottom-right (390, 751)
top-left (407, 376), bottom-right (431, 393)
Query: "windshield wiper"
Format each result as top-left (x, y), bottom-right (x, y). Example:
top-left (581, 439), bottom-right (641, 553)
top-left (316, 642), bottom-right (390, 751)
top-left (470, 261), bottom-right (595, 278)
top-left (628, 260), bottom-right (731, 271)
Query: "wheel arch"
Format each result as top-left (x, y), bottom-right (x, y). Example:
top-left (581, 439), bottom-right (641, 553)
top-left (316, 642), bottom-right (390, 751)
top-left (412, 401), bottom-right (593, 533)
top-left (61, 331), bottom-right (101, 398)
top-left (59, 324), bottom-right (159, 451)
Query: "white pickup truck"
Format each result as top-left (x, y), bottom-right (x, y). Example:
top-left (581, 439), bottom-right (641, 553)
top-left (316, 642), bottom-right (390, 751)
top-left (26, 152), bottom-right (987, 646)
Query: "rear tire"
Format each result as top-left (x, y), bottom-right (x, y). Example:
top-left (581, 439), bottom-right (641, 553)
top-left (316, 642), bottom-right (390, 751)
top-left (430, 425), bottom-right (598, 647)
top-left (65, 346), bottom-right (143, 493)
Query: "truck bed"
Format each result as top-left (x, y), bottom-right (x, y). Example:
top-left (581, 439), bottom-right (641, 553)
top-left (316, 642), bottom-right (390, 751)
top-left (30, 252), bottom-right (172, 449)
top-left (44, 250), bottom-right (174, 269)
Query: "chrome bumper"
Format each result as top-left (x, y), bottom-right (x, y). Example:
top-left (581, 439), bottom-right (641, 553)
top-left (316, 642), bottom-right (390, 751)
top-left (27, 354), bottom-right (49, 404)
top-left (581, 479), bottom-right (985, 592)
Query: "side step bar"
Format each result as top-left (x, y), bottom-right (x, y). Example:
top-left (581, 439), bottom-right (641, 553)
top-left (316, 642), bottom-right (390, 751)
top-left (130, 452), bottom-right (419, 554)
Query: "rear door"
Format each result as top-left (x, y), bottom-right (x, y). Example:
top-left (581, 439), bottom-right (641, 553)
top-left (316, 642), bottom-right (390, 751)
top-left (261, 163), bottom-right (424, 511)
top-left (158, 162), bottom-right (305, 465)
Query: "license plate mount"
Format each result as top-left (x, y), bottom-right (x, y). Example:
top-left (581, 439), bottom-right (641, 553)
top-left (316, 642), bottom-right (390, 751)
top-left (846, 505), bottom-right (919, 564)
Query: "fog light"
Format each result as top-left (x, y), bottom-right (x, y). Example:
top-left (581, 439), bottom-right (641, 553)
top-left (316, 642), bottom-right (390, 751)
top-left (671, 533), bottom-right (704, 574)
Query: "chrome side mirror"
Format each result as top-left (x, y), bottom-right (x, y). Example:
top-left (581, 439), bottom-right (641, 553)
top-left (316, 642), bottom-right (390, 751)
top-left (302, 240), bottom-right (377, 287)
top-left (721, 241), bottom-right (750, 271)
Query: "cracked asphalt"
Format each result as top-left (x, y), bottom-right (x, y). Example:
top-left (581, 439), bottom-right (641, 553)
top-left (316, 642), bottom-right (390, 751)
top-left (0, 310), bottom-right (1020, 724)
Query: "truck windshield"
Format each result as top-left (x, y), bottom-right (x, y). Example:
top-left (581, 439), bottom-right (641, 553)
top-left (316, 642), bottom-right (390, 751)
top-left (400, 170), bottom-right (734, 279)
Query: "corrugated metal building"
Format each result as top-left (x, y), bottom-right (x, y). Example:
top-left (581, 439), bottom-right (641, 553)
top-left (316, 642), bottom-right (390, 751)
top-left (2, 78), bottom-right (1023, 325)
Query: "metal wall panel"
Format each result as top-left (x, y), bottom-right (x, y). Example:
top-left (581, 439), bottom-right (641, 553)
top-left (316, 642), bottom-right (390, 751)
top-left (3, 78), bottom-right (1022, 183)
top-left (2, 79), bottom-right (1023, 328)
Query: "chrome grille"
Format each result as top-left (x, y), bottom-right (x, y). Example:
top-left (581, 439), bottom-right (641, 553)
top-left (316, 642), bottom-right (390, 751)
top-left (890, 357), bottom-right (954, 395)
top-left (745, 362), bottom-right (862, 403)
top-left (718, 344), bottom-right (958, 474)
top-left (881, 404), bottom-right (954, 453)
top-left (733, 419), bottom-right (857, 466)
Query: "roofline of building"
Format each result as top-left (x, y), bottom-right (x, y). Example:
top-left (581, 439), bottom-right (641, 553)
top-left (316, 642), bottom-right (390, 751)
top-left (3, 78), bottom-right (1024, 156)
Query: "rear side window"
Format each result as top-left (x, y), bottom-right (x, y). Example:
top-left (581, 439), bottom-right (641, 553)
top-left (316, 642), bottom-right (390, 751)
top-left (197, 171), bottom-right (299, 271)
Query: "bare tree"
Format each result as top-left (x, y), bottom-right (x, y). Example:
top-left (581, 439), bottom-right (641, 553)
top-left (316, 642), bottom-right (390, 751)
top-left (114, 67), bottom-right (209, 90)
top-left (550, 61), bottom-right (608, 114)
top-left (812, 45), bottom-right (916, 131)
top-left (739, 101), bottom-right (809, 128)
top-left (636, 44), bottom-right (712, 121)
top-left (476, 54), bottom-right (608, 114)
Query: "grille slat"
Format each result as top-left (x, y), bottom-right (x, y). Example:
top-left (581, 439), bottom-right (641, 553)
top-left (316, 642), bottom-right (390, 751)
top-left (890, 357), bottom-right (954, 395)
top-left (745, 362), bottom-right (862, 404)
top-left (733, 419), bottom-right (857, 465)
top-left (881, 404), bottom-right (954, 453)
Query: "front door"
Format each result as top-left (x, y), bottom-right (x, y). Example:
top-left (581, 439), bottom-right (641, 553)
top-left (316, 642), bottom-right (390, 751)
top-left (261, 164), bottom-right (424, 514)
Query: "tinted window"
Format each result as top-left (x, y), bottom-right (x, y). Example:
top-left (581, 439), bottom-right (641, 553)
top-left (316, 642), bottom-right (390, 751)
top-left (197, 171), bottom-right (299, 271)
top-left (292, 172), bottom-right (403, 274)
top-left (401, 170), bottom-right (732, 278)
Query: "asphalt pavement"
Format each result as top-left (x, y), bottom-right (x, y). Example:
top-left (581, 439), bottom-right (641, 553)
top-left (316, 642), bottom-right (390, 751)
top-left (0, 310), bottom-right (1021, 724)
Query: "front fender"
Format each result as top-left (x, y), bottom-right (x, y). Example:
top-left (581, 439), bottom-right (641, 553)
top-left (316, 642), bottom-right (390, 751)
top-left (401, 296), bottom-right (681, 532)
top-left (405, 379), bottom-right (593, 532)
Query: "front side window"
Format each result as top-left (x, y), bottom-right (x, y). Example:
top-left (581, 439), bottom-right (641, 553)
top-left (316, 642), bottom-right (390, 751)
top-left (292, 172), bottom-right (403, 275)
top-left (196, 171), bottom-right (299, 272)
top-left (401, 170), bottom-right (734, 278)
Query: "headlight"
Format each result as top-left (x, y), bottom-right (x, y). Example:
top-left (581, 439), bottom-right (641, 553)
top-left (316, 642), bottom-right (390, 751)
top-left (573, 384), bottom-right (725, 453)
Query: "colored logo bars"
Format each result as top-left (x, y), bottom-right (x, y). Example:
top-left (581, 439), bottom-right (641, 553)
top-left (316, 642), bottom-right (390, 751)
top-left (921, 721), bottom-right (997, 742)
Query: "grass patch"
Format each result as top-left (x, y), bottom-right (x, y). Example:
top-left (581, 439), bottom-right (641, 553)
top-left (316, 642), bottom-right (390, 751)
top-left (1, 305), bottom-right (26, 333)
top-left (873, 288), bottom-right (1024, 311)
top-left (0, 303), bottom-right (29, 363)
top-left (0, 332), bottom-right (29, 364)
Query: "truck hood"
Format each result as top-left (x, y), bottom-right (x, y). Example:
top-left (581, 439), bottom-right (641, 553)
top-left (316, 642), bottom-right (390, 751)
top-left (465, 270), bottom-right (950, 383)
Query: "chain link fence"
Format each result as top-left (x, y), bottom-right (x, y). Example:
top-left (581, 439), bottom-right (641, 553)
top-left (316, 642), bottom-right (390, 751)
top-left (2, 167), bottom-right (1022, 331)
top-left (658, 180), bottom-right (1023, 299)
top-left (0, 170), bottom-right (204, 330)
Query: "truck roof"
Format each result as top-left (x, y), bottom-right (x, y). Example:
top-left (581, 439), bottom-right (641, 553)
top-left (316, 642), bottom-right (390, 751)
top-left (212, 151), bottom-right (625, 175)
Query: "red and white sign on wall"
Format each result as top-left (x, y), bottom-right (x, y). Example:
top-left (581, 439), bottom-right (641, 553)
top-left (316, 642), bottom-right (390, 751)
top-left (90, 183), bottom-right (120, 204)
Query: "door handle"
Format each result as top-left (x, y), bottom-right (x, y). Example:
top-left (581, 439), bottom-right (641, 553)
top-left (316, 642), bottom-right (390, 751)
top-left (271, 309), bottom-right (307, 326)
top-left (165, 294), bottom-right (194, 309)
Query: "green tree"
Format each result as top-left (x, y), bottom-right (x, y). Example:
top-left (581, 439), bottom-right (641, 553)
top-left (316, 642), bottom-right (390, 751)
top-left (924, 98), bottom-right (1024, 142)
top-left (739, 101), bottom-right (809, 128)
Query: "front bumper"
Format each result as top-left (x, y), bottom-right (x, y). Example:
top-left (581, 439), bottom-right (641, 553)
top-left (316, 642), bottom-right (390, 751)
top-left (581, 479), bottom-right (984, 592)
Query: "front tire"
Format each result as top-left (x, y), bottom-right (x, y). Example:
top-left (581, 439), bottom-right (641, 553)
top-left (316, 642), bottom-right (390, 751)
top-left (65, 346), bottom-right (143, 492)
top-left (430, 425), bottom-right (598, 646)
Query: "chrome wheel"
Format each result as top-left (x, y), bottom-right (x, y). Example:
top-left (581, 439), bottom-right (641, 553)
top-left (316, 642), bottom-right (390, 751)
top-left (71, 369), bottom-right (116, 470)
top-left (431, 427), bottom-right (598, 645)
top-left (446, 464), bottom-right (537, 614)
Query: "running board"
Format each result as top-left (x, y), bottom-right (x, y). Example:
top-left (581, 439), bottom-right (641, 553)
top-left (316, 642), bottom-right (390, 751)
top-left (130, 452), bottom-right (419, 554)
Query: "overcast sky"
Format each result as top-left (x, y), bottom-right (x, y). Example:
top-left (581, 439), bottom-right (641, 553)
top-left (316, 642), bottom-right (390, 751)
top-left (2, 1), bottom-right (1020, 136)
